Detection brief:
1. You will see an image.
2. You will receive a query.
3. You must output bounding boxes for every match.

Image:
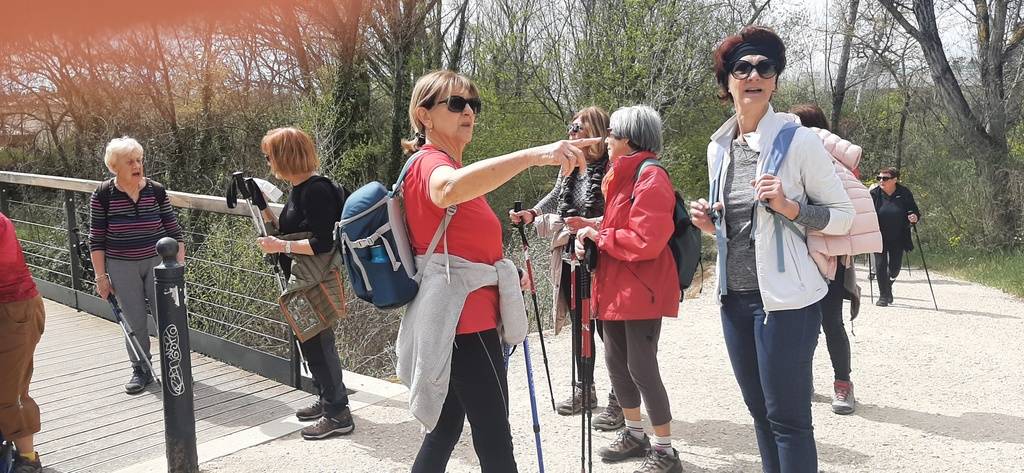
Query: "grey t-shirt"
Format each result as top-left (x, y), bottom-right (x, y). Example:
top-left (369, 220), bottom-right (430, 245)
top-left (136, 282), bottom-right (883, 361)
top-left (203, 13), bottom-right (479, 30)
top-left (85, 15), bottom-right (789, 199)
top-left (723, 139), bottom-right (833, 292)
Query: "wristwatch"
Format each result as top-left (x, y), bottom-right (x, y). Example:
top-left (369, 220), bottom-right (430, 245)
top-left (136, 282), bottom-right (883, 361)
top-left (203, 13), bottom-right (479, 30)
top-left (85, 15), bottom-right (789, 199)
top-left (284, 240), bottom-right (292, 254)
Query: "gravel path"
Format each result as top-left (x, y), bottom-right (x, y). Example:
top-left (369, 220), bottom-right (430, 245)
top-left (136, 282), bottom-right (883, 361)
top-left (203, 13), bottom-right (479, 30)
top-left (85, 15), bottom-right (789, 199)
top-left (203, 264), bottom-right (1024, 472)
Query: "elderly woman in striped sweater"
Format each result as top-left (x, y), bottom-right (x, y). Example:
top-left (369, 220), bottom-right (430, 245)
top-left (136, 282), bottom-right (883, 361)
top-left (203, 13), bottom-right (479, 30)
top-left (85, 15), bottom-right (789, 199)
top-left (89, 136), bottom-right (185, 395)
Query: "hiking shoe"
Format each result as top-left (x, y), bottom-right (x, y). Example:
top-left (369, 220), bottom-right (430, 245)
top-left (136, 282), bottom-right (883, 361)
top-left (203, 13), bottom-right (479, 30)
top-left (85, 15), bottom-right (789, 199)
top-left (12, 454), bottom-right (42, 473)
top-left (296, 399), bottom-right (324, 422)
top-left (124, 366), bottom-right (153, 394)
top-left (599, 429), bottom-right (650, 463)
top-left (634, 448), bottom-right (683, 473)
top-left (593, 391), bottom-right (625, 431)
top-left (556, 383), bottom-right (598, 416)
top-left (875, 298), bottom-right (888, 307)
top-left (301, 407), bottom-right (355, 440)
top-left (832, 380), bottom-right (856, 415)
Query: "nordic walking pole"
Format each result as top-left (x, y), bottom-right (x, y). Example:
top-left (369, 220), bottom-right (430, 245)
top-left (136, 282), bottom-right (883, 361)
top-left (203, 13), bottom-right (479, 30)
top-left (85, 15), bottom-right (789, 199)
top-left (108, 294), bottom-right (162, 386)
top-left (867, 253), bottom-right (875, 304)
top-left (522, 337), bottom-right (546, 472)
top-left (513, 201), bottom-right (556, 411)
top-left (911, 223), bottom-right (939, 310)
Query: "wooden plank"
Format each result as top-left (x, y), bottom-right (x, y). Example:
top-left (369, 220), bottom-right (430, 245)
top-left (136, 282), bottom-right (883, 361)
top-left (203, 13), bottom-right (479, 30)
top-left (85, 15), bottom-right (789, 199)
top-left (33, 334), bottom-right (124, 357)
top-left (78, 390), bottom-right (311, 473)
top-left (39, 367), bottom-right (259, 431)
top-left (33, 342), bottom-right (128, 369)
top-left (32, 355), bottom-right (219, 399)
top-left (33, 351), bottom-right (202, 385)
top-left (35, 357), bottom-right (213, 407)
top-left (43, 379), bottom-right (290, 466)
top-left (38, 370), bottom-right (273, 445)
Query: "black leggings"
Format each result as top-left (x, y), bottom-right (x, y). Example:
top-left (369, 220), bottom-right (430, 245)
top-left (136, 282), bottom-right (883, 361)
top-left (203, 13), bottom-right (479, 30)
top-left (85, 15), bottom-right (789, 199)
top-left (874, 243), bottom-right (904, 299)
top-left (412, 329), bottom-right (517, 473)
top-left (818, 263), bottom-right (852, 381)
top-left (300, 328), bottom-right (349, 417)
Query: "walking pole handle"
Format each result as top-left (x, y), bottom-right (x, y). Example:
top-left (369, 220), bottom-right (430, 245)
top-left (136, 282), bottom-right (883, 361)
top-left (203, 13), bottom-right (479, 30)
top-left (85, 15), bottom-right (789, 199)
top-left (513, 200), bottom-right (529, 245)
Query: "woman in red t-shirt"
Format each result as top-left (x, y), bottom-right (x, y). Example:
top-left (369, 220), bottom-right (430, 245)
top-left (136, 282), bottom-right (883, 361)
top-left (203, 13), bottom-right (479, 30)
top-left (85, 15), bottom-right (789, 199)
top-left (403, 70), bottom-right (599, 473)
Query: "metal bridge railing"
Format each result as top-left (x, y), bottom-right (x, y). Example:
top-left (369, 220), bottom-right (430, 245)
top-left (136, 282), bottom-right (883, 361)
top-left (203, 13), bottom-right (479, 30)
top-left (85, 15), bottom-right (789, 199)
top-left (0, 171), bottom-right (309, 390)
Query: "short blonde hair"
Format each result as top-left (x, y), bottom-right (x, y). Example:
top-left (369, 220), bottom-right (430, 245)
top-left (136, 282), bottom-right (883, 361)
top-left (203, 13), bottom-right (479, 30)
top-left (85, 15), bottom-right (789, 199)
top-left (103, 136), bottom-right (144, 173)
top-left (260, 127), bottom-right (319, 178)
top-left (401, 70), bottom-right (479, 154)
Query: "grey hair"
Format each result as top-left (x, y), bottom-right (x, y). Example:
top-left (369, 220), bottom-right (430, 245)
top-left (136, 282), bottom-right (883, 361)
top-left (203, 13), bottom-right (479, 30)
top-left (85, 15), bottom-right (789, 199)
top-left (103, 136), bottom-right (144, 173)
top-left (609, 105), bottom-right (663, 154)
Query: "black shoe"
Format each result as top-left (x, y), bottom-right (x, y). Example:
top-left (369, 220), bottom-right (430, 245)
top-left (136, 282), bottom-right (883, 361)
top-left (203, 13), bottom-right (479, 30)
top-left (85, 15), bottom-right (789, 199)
top-left (124, 366), bottom-right (153, 395)
top-left (301, 407), bottom-right (355, 440)
top-left (599, 430), bottom-right (650, 463)
top-left (875, 299), bottom-right (888, 307)
top-left (296, 399), bottom-right (324, 422)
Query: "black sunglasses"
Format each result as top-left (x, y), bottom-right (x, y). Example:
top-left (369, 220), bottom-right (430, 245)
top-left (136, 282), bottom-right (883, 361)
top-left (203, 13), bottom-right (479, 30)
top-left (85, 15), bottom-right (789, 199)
top-left (877, 176), bottom-right (894, 181)
top-left (730, 59), bottom-right (778, 80)
top-left (567, 123), bottom-right (583, 135)
top-left (437, 95), bottom-right (482, 114)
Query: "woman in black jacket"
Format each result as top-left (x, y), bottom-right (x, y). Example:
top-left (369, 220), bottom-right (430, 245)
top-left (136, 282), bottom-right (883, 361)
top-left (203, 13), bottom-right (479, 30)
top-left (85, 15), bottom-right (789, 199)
top-left (870, 166), bottom-right (921, 306)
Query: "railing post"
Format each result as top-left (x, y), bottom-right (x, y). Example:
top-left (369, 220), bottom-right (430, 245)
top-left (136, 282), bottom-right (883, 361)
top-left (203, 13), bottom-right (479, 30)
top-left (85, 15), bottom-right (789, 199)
top-left (0, 186), bottom-right (9, 214)
top-left (153, 237), bottom-right (199, 473)
top-left (64, 190), bottom-right (83, 292)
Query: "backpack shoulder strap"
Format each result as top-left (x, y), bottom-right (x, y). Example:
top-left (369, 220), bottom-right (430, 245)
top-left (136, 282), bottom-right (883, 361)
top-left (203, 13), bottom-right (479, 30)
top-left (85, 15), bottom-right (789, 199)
top-left (631, 158), bottom-right (665, 202)
top-left (147, 179), bottom-right (167, 204)
top-left (762, 122), bottom-right (801, 177)
top-left (390, 150), bottom-right (427, 198)
top-left (96, 178), bottom-right (115, 215)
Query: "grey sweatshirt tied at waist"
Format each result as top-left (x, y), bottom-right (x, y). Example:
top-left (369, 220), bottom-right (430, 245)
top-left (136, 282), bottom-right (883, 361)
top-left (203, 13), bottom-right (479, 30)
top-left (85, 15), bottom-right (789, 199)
top-left (396, 253), bottom-right (528, 431)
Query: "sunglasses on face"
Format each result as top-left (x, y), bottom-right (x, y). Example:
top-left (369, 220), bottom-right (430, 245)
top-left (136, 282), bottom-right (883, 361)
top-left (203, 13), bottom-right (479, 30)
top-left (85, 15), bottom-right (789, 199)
top-left (567, 123), bottom-right (583, 135)
top-left (437, 95), bottom-right (482, 114)
top-left (877, 176), bottom-right (894, 181)
top-left (730, 59), bottom-right (778, 80)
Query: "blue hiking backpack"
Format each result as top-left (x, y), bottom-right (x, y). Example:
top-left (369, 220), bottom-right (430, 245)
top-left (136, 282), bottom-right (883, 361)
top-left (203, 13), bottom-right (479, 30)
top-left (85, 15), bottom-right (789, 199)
top-left (334, 151), bottom-right (455, 309)
top-left (631, 160), bottom-right (703, 299)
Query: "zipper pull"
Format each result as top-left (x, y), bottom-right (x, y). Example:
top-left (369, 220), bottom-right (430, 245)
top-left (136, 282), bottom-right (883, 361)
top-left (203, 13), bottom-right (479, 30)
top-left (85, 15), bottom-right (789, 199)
top-left (763, 313), bottom-right (770, 326)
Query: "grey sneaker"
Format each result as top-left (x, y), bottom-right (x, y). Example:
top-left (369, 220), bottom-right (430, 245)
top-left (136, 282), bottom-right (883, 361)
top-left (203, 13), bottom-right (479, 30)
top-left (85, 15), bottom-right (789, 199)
top-left (296, 399), bottom-right (324, 421)
top-left (556, 383), bottom-right (598, 416)
top-left (124, 366), bottom-right (153, 395)
top-left (301, 407), bottom-right (355, 440)
top-left (832, 380), bottom-right (856, 415)
top-left (12, 454), bottom-right (42, 473)
top-left (634, 448), bottom-right (683, 473)
top-left (593, 391), bottom-right (625, 431)
top-left (599, 430), bottom-right (650, 463)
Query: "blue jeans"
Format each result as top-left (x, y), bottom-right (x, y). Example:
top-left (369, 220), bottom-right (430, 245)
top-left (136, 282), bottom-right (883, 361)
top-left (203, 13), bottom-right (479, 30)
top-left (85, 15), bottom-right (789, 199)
top-left (721, 292), bottom-right (820, 473)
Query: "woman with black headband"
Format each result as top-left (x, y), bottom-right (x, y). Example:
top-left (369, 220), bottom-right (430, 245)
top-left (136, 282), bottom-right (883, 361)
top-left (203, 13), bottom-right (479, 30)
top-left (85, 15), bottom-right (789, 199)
top-left (689, 26), bottom-right (854, 472)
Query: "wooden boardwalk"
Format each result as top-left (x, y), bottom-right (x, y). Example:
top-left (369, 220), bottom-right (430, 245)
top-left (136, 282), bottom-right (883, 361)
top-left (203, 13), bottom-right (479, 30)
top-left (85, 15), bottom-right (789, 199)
top-left (31, 298), bottom-right (315, 473)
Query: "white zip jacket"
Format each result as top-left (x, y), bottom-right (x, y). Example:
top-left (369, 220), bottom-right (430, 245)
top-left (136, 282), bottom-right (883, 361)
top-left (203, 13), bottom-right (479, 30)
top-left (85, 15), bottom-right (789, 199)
top-left (706, 106), bottom-right (854, 312)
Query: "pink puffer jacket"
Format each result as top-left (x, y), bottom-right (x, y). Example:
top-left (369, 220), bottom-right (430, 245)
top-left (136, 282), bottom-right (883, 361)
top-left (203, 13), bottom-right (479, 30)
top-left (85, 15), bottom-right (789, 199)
top-left (805, 127), bottom-right (883, 279)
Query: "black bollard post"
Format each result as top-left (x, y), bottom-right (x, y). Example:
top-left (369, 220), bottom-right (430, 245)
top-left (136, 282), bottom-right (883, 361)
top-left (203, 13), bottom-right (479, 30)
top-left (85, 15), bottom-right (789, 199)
top-left (153, 237), bottom-right (199, 473)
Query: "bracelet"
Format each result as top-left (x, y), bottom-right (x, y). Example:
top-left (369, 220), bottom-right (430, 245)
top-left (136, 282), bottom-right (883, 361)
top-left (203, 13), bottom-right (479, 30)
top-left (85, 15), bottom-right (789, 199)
top-left (528, 209), bottom-right (539, 218)
top-left (96, 273), bottom-right (110, 282)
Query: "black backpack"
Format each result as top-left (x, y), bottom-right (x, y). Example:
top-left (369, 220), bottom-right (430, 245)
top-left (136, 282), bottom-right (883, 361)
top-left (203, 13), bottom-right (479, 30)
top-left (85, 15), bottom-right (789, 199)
top-left (631, 159), bottom-right (702, 299)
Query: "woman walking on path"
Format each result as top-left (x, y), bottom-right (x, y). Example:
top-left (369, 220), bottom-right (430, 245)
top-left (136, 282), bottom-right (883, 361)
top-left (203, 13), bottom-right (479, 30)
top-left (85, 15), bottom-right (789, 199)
top-left (398, 69), bottom-right (597, 473)
top-left (790, 103), bottom-right (883, 415)
top-left (508, 106), bottom-right (624, 430)
top-left (88, 137), bottom-right (185, 395)
top-left (254, 127), bottom-right (353, 441)
top-left (690, 26), bottom-right (854, 472)
top-left (575, 105), bottom-right (683, 473)
top-left (870, 166), bottom-right (921, 307)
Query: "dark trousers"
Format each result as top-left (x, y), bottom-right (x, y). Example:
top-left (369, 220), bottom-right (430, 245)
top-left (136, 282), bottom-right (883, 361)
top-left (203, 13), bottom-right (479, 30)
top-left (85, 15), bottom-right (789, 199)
top-left (412, 329), bottom-right (517, 473)
top-left (874, 242), bottom-right (904, 300)
top-left (602, 319), bottom-right (672, 425)
top-left (300, 327), bottom-right (349, 418)
top-left (721, 292), bottom-right (820, 473)
top-left (818, 263), bottom-right (852, 381)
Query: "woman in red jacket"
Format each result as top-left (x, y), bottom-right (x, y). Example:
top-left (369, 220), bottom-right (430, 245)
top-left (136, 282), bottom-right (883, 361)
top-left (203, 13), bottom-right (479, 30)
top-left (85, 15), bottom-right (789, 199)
top-left (575, 105), bottom-right (681, 473)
